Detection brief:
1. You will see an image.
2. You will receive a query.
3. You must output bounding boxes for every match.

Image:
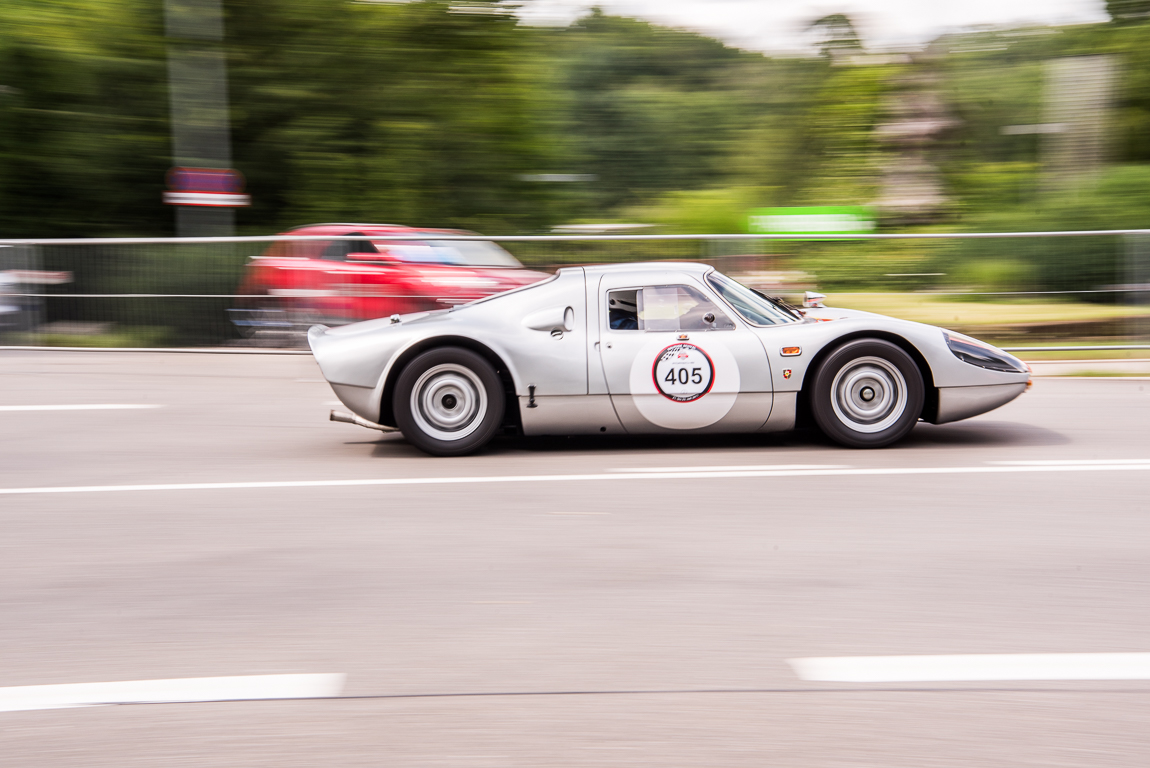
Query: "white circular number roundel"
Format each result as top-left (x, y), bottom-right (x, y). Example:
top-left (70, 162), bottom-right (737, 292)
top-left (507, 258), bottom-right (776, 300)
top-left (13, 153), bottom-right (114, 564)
top-left (653, 343), bottom-right (714, 402)
top-left (628, 339), bottom-right (740, 430)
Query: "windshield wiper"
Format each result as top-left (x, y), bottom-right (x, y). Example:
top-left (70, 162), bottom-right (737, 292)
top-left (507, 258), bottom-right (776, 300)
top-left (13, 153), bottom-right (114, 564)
top-left (751, 288), bottom-right (803, 320)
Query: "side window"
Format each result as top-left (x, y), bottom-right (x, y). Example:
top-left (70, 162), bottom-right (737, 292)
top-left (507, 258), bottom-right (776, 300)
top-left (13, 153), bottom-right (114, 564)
top-left (607, 289), bottom-right (640, 330)
top-left (319, 233), bottom-right (379, 262)
top-left (606, 285), bottom-right (735, 331)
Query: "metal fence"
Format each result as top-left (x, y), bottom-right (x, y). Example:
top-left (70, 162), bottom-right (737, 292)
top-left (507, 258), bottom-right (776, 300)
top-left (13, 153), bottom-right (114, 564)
top-left (2, 230), bottom-right (1150, 350)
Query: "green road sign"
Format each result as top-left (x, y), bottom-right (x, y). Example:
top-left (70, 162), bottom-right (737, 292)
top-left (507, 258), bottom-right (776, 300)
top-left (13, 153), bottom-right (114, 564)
top-left (747, 206), bottom-right (875, 238)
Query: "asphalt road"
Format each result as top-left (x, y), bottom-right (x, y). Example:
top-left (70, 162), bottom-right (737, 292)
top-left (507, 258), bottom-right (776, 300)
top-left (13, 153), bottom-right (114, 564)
top-left (2, 350), bottom-right (1149, 767)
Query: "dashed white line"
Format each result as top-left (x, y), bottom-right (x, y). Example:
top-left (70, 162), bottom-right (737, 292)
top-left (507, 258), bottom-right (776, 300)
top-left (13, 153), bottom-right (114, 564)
top-left (789, 653), bottom-right (1150, 682)
top-left (0, 404), bottom-right (161, 412)
top-left (991, 459), bottom-right (1150, 466)
top-left (613, 464), bottom-right (847, 473)
top-left (2, 461), bottom-right (1150, 496)
top-left (0, 673), bottom-right (345, 713)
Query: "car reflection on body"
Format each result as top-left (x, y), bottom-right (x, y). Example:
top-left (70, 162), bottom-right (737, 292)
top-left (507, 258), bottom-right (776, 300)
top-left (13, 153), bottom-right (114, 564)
top-left (309, 262), bottom-right (1031, 456)
top-left (229, 223), bottom-right (548, 337)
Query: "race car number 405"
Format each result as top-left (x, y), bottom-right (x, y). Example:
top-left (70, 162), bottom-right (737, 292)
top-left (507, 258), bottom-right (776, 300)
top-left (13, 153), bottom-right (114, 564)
top-left (653, 343), bottom-right (715, 402)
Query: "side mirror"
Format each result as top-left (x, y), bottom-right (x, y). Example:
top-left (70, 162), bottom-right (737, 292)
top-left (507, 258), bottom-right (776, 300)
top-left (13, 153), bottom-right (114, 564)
top-left (803, 291), bottom-right (826, 309)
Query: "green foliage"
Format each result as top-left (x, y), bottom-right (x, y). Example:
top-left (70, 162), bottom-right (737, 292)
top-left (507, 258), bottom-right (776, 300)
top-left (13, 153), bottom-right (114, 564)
top-left (227, 0), bottom-right (558, 234)
top-left (939, 165), bottom-right (1150, 293)
top-left (950, 258), bottom-right (1038, 290)
top-left (0, 0), bottom-right (170, 237)
top-left (807, 14), bottom-right (863, 59)
top-left (1111, 23), bottom-right (1150, 162)
top-left (790, 62), bottom-right (889, 205)
top-left (947, 162), bottom-right (1041, 213)
top-left (551, 10), bottom-right (773, 212)
top-left (617, 187), bottom-right (765, 234)
top-left (1107, 0), bottom-right (1150, 23)
top-left (31, 326), bottom-right (173, 348)
top-left (3, 1), bottom-right (1150, 308)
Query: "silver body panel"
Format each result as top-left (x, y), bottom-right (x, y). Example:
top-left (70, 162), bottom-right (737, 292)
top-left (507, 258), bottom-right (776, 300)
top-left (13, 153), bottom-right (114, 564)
top-left (935, 383), bottom-right (1030, 424)
top-left (308, 262), bottom-right (1030, 435)
top-left (519, 395), bottom-right (623, 436)
top-left (760, 391), bottom-right (797, 433)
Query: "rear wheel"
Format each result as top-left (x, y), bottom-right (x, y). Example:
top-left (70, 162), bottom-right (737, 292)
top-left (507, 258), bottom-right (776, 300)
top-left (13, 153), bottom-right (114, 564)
top-left (393, 347), bottom-right (505, 456)
top-left (810, 339), bottom-right (924, 448)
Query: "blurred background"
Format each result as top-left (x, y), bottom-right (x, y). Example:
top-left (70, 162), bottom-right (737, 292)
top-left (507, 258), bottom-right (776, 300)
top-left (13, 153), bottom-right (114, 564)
top-left (2, 0), bottom-right (1150, 350)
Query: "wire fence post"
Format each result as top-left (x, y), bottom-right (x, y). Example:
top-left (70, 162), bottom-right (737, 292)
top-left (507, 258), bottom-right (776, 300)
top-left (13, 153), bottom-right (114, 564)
top-left (1127, 233), bottom-right (1150, 348)
top-left (0, 244), bottom-right (43, 343)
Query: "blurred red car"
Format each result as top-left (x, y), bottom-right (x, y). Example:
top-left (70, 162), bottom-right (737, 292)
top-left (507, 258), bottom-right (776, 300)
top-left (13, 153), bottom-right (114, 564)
top-left (230, 223), bottom-right (548, 337)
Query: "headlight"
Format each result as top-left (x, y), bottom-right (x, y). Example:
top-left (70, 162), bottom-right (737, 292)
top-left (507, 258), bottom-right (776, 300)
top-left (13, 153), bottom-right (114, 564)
top-left (943, 332), bottom-right (1027, 373)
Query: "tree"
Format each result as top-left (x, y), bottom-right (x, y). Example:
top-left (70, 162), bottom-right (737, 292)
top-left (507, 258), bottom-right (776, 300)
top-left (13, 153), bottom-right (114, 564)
top-left (807, 13), bottom-right (863, 60)
top-left (0, 0), bottom-right (170, 237)
top-left (1107, 0), bottom-right (1150, 23)
top-left (226, 0), bottom-right (559, 233)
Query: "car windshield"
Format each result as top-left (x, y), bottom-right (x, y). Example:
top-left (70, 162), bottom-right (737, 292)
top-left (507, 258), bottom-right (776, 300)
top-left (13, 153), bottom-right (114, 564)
top-left (705, 270), bottom-right (801, 326)
top-left (377, 238), bottom-right (522, 268)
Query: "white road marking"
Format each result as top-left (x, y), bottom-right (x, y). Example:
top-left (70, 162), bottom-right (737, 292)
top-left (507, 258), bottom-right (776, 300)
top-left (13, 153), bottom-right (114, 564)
top-left (789, 653), bottom-right (1150, 682)
top-left (0, 673), bottom-right (345, 713)
top-left (0, 404), bottom-right (160, 412)
top-left (614, 464), bottom-right (847, 473)
top-left (4, 461), bottom-right (1150, 496)
top-left (991, 459), bottom-right (1150, 466)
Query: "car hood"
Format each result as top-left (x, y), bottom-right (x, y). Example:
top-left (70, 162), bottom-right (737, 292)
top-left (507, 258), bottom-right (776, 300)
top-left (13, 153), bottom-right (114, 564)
top-left (801, 306), bottom-right (885, 322)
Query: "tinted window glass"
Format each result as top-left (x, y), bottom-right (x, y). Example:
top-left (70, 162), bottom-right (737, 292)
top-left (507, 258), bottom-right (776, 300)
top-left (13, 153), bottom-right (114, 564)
top-left (607, 285), bottom-right (734, 331)
top-left (377, 238), bottom-right (521, 267)
top-left (607, 289), bottom-right (640, 330)
top-left (319, 234), bottom-right (379, 261)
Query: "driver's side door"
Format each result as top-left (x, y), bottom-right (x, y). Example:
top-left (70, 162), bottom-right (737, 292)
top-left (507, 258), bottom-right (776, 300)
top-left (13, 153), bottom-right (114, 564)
top-left (596, 274), bottom-right (773, 433)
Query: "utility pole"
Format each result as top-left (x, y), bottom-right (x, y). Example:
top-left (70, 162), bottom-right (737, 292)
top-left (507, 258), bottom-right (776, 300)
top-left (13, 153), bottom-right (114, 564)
top-left (163, 0), bottom-right (247, 236)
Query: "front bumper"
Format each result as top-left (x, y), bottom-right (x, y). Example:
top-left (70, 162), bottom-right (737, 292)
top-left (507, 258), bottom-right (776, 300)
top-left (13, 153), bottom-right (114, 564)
top-left (933, 382), bottom-right (1029, 424)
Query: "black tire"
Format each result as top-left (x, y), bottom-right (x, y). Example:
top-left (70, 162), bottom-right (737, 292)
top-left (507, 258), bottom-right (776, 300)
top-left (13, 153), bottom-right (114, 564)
top-left (810, 339), bottom-right (924, 448)
top-left (393, 347), bottom-right (505, 456)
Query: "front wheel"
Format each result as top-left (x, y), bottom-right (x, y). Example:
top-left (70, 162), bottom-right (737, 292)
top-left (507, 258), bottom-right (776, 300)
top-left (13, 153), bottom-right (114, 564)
top-left (393, 347), bottom-right (505, 456)
top-left (810, 339), bottom-right (924, 448)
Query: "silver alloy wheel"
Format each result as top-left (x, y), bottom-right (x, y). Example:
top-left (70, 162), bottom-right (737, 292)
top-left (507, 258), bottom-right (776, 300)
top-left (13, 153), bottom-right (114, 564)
top-left (409, 363), bottom-right (488, 441)
top-left (829, 356), bottom-right (908, 434)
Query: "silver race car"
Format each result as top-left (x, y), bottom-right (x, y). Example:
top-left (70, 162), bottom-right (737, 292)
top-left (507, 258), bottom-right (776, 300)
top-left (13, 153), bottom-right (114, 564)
top-left (308, 262), bottom-right (1030, 456)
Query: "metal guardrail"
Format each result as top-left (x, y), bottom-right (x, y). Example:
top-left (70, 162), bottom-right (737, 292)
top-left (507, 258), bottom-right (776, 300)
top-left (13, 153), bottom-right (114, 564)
top-left (3, 228), bottom-right (1150, 245)
top-left (2, 230), bottom-right (1149, 348)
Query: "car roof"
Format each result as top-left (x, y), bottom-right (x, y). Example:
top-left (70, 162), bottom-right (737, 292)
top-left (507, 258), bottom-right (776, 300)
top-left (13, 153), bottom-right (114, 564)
top-left (284, 223), bottom-right (473, 236)
top-left (577, 261), bottom-right (714, 276)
